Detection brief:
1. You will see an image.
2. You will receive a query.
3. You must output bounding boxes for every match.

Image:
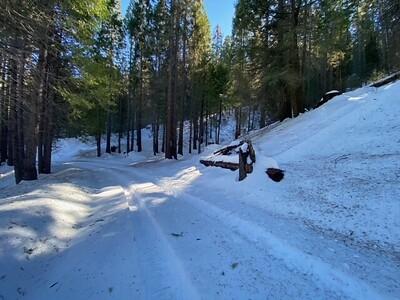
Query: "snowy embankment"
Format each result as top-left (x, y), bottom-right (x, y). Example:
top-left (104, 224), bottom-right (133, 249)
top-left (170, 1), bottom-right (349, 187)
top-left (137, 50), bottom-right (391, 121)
top-left (0, 81), bottom-right (399, 299)
top-left (203, 81), bottom-right (400, 253)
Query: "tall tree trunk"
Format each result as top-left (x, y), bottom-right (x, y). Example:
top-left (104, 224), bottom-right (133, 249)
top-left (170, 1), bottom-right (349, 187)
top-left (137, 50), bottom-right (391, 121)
top-left (178, 13), bottom-right (188, 156)
top-left (235, 107), bottom-right (241, 139)
top-left (0, 54), bottom-right (8, 163)
top-left (193, 116), bottom-right (198, 150)
top-left (106, 109), bottom-right (112, 153)
top-left (96, 106), bottom-right (101, 157)
top-left (41, 37), bottom-right (58, 174)
top-left (198, 94), bottom-right (204, 154)
top-left (189, 119), bottom-right (192, 153)
top-left (127, 42), bottom-right (134, 154)
top-left (153, 114), bottom-right (159, 155)
top-left (259, 100), bottom-right (266, 128)
top-left (130, 105), bottom-right (135, 151)
top-left (155, 118), bottom-right (159, 154)
top-left (205, 107), bottom-right (209, 146)
top-left (6, 54), bottom-right (14, 166)
top-left (118, 97), bottom-right (123, 154)
top-left (165, 0), bottom-right (178, 159)
top-left (217, 96), bottom-right (222, 144)
top-left (137, 50), bottom-right (144, 153)
top-left (23, 74), bottom-right (38, 181)
top-left (152, 121), bottom-right (157, 156)
top-left (11, 39), bottom-right (25, 183)
top-left (162, 122), bottom-right (166, 153)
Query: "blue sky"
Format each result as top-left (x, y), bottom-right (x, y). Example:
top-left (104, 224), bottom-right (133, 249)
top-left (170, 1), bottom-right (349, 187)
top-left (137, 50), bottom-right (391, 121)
top-left (121, 0), bottom-right (235, 38)
top-left (204, 0), bottom-right (235, 37)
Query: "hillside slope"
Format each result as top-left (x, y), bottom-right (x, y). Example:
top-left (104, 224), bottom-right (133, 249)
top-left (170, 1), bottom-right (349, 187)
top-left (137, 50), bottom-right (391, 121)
top-left (237, 80), bottom-right (400, 252)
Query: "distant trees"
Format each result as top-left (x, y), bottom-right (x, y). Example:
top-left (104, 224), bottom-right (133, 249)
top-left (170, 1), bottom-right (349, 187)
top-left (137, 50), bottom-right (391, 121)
top-left (126, 0), bottom-right (213, 159)
top-left (230, 0), bottom-right (400, 123)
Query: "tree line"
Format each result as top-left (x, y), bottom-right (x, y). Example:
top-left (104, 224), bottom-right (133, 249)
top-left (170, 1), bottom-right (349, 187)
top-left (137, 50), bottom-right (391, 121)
top-left (230, 0), bottom-right (400, 123)
top-left (0, 0), bottom-right (399, 184)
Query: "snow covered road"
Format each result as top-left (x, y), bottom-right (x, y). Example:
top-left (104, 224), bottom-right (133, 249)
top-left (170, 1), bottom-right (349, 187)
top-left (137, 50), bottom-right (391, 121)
top-left (1, 82), bottom-right (400, 299)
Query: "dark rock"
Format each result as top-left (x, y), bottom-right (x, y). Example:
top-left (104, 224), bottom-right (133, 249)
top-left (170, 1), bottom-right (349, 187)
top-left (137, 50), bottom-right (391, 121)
top-left (266, 168), bottom-right (285, 182)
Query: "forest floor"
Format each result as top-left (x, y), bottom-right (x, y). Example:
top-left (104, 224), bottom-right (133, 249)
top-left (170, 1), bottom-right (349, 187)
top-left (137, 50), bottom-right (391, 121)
top-left (0, 81), bottom-right (399, 299)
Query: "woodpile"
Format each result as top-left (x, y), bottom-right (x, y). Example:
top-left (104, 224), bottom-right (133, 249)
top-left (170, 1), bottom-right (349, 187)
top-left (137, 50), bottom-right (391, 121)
top-left (200, 140), bottom-right (256, 181)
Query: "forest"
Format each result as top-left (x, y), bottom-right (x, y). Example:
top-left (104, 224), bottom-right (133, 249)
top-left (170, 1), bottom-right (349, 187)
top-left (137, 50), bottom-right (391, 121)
top-left (0, 0), bottom-right (399, 184)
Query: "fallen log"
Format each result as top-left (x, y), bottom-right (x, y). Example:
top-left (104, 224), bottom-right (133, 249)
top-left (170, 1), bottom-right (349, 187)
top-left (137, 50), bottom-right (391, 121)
top-left (315, 90), bottom-right (342, 108)
top-left (370, 71), bottom-right (400, 88)
top-left (213, 140), bottom-right (243, 156)
top-left (199, 159), bottom-right (238, 171)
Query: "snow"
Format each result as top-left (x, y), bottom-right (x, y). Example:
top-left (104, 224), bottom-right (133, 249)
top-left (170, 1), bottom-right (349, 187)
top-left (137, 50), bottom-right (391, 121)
top-left (325, 90), bottom-right (341, 94)
top-left (200, 152), bottom-right (238, 164)
top-left (52, 137), bottom-right (95, 162)
top-left (1, 81), bottom-right (400, 299)
top-left (240, 142), bottom-right (248, 153)
top-left (0, 165), bottom-right (14, 189)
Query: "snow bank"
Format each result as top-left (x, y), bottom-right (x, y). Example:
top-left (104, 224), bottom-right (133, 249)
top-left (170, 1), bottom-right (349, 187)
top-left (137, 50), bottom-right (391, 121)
top-left (201, 81), bottom-right (400, 252)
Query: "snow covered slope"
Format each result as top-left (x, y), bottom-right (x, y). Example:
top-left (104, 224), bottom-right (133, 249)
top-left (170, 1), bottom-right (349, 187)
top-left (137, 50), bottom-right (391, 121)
top-left (226, 80), bottom-right (400, 252)
top-left (0, 81), bottom-right (399, 299)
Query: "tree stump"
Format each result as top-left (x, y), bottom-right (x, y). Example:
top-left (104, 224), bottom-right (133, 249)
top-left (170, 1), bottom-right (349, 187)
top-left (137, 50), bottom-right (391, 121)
top-left (238, 148), bottom-right (247, 181)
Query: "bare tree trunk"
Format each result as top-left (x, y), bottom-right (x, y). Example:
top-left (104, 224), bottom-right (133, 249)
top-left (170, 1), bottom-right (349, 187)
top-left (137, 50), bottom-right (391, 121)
top-left (10, 39), bottom-right (25, 183)
top-left (162, 122), bottom-right (166, 153)
top-left (155, 118), bottom-right (159, 153)
top-left (153, 114), bottom-right (159, 155)
top-left (189, 119), bottom-right (192, 153)
top-left (217, 97), bottom-right (222, 144)
top-left (23, 72), bottom-right (38, 180)
top-left (126, 42), bottom-right (134, 154)
top-left (130, 105), bottom-right (135, 152)
top-left (235, 107), bottom-right (241, 139)
top-left (193, 116), bottom-right (198, 150)
top-left (259, 100), bottom-right (266, 128)
top-left (136, 52), bottom-right (143, 152)
top-left (238, 148), bottom-right (247, 181)
top-left (7, 54), bottom-right (14, 166)
top-left (251, 105), bottom-right (256, 130)
top-left (106, 109), bottom-right (112, 153)
top-left (178, 13), bottom-right (188, 156)
top-left (118, 97), bottom-right (123, 154)
top-left (205, 113), bottom-right (209, 146)
top-left (96, 106), bottom-right (101, 157)
top-left (0, 54), bottom-right (8, 163)
top-left (165, 0), bottom-right (178, 159)
top-left (41, 35), bottom-right (59, 174)
top-left (289, 0), bottom-right (303, 117)
top-left (198, 94), bottom-right (204, 154)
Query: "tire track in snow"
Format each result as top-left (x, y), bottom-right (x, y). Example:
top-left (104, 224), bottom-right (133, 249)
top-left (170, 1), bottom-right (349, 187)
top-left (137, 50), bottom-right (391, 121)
top-left (178, 191), bottom-right (391, 300)
top-left (127, 183), bottom-right (201, 300)
top-left (66, 160), bottom-right (201, 299)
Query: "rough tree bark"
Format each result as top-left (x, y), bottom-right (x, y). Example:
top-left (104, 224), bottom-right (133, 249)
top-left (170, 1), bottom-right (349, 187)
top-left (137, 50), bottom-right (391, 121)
top-left (106, 109), bottom-right (112, 154)
top-left (0, 53), bottom-right (8, 163)
top-left (165, 0), bottom-right (178, 159)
